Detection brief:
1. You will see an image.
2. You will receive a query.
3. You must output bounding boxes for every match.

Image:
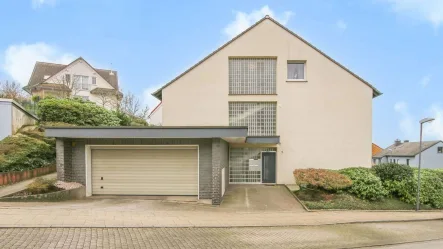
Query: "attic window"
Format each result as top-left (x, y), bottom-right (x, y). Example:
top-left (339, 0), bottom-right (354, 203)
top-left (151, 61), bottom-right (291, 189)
top-left (43, 75), bottom-right (50, 80)
top-left (438, 147), bottom-right (443, 154)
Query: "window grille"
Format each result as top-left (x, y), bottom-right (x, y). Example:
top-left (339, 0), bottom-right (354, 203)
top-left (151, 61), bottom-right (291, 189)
top-left (229, 102), bottom-right (276, 136)
top-left (229, 58), bottom-right (276, 94)
top-left (229, 147), bottom-right (276, 183)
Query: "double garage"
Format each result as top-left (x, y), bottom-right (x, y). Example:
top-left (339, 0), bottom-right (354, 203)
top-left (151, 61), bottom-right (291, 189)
top-left (48, 126), bottom-right (244, 204)
top-left (90, 146), bottom-right (198, 196)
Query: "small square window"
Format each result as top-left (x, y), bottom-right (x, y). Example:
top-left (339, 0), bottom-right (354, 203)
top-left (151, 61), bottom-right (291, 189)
top-left (287, 62), bottom-right (305, 80)
top-left (438, 147), bottom-right (443, 153)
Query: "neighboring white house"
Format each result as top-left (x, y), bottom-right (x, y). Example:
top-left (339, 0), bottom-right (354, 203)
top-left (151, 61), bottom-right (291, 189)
top-left (23, 57), bottom-right (121, 110)
top-left (0, 98), bottom-right (39, 140)
top-left (147, 102), bottom-right (162, 125)
top-left (373, 140), bottom-right (443, 169)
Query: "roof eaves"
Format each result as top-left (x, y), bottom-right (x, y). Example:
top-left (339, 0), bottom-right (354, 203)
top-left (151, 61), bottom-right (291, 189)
top-left (152, 16), bottom-right (382, 100)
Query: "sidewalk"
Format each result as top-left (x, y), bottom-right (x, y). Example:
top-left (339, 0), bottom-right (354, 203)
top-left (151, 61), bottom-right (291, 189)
top-left (0, 198), bottom-right (441, 228)
top-left (0, 173), bottom-right (57, 198)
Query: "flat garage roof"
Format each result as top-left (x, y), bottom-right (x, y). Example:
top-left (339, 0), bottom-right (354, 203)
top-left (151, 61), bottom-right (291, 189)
top-left (45, 126), bottom-right (249, 139)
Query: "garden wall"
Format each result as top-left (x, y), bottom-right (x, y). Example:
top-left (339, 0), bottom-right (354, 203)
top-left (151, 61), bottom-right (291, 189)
top-left (0, 165), bottom-right (56, 186)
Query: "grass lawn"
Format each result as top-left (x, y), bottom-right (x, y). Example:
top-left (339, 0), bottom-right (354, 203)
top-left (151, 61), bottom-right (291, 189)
top-left (294, 188), bottom-right (435, 210)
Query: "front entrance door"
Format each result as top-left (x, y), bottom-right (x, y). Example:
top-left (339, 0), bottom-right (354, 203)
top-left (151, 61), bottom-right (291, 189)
top-left (262, 152), bottom-right (276, 183)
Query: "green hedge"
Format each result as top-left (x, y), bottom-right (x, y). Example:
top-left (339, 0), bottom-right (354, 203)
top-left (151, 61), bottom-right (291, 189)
top-left (0, 134), bottom-right (55, 172)
top-left (372, 163), bottom-right (413, 182)
top-left (37, 97), bottom-right (121, 126)
top-left (385, 169), bottom-right (443, 208)
top-left (339, 167), bottom-right (388, 201)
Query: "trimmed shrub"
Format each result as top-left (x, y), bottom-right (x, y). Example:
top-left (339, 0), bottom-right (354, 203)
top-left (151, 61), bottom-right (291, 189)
top-left (27, 177), bottom-right (57, 194)
top-left (37, 97), bottom-right (121, 126)
top-left (339, 167), bottom-right (387, 201)
top-left (372, 163), bottom-right (413, 182)
top-left (0, 134), bottom-right (55, 172)
top-left (293, 169), bottom-right (352, 192)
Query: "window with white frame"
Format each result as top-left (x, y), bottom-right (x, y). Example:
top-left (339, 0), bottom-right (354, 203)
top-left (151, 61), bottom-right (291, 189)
top-left (438, 147), bottom-right (443, 153)
top-left (92, 77), bottom-right (97, 85)
top-left (229, 102), bottom-right (276, 136)
top-left (287, 62), bottom-right (306, 80)
top-left (229, 58), bottom-right (276, 94)
top-left (73, 75), bottom-right (89, 90)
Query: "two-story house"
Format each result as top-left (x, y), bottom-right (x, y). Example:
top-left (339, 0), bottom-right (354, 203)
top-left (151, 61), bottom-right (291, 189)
top-left (373, 140), bottom-right (443, 168)
top-left (46, 16), bottom-right (381, 205)
top-left (23, 57), bottom-right (121, 109)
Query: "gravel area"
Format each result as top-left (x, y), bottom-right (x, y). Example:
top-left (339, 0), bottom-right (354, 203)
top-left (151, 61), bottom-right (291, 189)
top-left (54, 181), bottom-right (83, 190)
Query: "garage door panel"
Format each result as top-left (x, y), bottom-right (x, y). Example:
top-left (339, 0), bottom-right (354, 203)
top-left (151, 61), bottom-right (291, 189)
top-left (91, 148), bottom-right (198, 195)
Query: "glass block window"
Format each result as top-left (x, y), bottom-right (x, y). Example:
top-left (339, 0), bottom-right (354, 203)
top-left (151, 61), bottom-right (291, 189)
top-left (229, 102), bottom-right (276, 136)
top-left (229, 58), bottom-right (276, 94)
top-left (229, 147), bottom-right (276, 183)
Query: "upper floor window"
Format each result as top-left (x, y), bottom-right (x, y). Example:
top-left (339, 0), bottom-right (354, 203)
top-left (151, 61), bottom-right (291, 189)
top-left (287, 61), bottom-right (306, 80)
top-left (92, 77), bottom-right (97, 85)
top-left (438, 147), bottom-right (443, 153)
top-left (229, 102), bottom-right (276, 136)
top-left (73, 75), bottom-right (89, 90)
top-left (229, 58), bottom-right (276, 95)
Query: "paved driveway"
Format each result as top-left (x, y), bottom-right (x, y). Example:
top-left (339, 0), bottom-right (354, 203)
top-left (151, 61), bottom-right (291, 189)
top-left (1, 221), bottom-right (443, 248)
top-left (221, 184), bottom-right (305, 211)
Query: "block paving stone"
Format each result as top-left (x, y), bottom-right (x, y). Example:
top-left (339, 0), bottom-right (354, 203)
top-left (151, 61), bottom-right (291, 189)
top-left (1, 221), bottom-right (443, 249)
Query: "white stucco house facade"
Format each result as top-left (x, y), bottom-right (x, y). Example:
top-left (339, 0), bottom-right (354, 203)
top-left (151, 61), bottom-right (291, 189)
top-left (373, 140), bottom-right (443, 169)
top-left (23, 57), bottom-right (121, 110)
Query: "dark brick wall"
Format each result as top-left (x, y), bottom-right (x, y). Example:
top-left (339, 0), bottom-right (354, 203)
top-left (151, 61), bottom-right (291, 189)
top-left (55, 138), bottom-right (214, 200)
top-left (211, 138), bottom-right (229, 205)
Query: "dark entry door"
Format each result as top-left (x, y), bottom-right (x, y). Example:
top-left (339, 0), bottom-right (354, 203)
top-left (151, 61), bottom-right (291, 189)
top-left (262, 152), bottom-right (276, 183)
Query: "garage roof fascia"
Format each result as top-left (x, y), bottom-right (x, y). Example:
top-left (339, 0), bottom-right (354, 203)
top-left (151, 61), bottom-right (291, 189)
top-left (45, 126), bottom-right (248, 139)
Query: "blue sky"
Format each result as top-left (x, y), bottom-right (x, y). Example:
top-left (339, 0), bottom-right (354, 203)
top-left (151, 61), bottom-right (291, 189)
top-left (1, 0), bottom-right (443, 147)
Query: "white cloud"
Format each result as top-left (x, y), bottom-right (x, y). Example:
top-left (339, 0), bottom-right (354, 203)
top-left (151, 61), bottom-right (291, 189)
top-left (336, 20), bottom-right (347, 31)
top-left (380, 0), bottom-right (443, 28)
top-left (424, 105), bottom-right (443, 139)
top-left (223, 5), bottom-right (294, 38)
top-left (143, 84), bottom-right (163, 113)
top-left (420, 75), bottom-right (431, 87)
top-left (394, 101), bottom-right (414, 137)
top-left (32, 0), bottom-right (57, 9)
top-left (2, 42), bottom-right (75, 85)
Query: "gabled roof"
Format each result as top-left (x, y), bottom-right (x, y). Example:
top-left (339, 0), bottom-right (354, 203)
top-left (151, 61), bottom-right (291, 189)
top-left (372, 143), bottom-right (383, 156)
top-left (152, 15), bottom-right (382, 100)
top-left (24, 57), bottom-right (119, 91)
top-left (373, 141), bottom-right (442, 158)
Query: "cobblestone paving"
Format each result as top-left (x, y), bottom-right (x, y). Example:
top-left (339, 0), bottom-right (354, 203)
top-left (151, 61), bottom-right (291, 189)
top-left (1, 221), bottom-right (442, 249)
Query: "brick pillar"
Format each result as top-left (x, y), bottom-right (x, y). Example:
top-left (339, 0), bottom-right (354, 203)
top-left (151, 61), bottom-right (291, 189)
top-left (211, 138), bottom-right (222, 205)
top-left (55, 139), bottom-right (65, 181)
top-left (56, 138), bottom-right (72, 181)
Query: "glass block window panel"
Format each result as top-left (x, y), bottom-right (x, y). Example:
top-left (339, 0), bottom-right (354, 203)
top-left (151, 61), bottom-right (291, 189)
top-left (229, 147), bottom-right (276, 183)
top-left (287, 62), bottom-right (305, 80)
top-left (229, 58), bottom-right (276, 94)
top-left (229, 102), bottom-right (276, 136)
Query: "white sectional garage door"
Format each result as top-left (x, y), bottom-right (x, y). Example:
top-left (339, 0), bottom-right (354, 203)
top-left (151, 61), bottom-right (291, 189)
top-left (91, 146), bottom-right (198, 195)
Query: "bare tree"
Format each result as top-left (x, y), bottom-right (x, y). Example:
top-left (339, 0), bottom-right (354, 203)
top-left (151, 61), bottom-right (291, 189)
top-left (51, 74), bottom-right (81, 98)
top-left (0, 81), bottom-right (28, 102)
top-left (95, 89), bottom-right (121, 109)
top-left (118, 91), bottom-right (149, 119)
